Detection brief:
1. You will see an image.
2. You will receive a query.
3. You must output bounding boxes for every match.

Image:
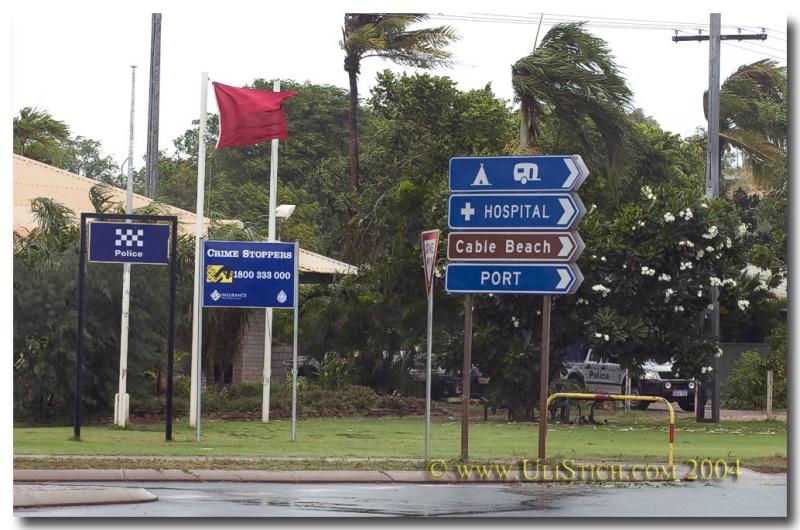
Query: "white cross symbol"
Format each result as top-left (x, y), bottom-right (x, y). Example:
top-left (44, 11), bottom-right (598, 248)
top-left (115, 228), bottom-right (145, 248)
top-left (460, 202), bottom-right (475, 222)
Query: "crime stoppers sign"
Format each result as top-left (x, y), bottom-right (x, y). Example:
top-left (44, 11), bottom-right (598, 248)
top-left (203, 240), bottom-right (298, 308)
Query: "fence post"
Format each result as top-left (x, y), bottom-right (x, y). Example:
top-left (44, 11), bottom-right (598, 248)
top-left (766, 370), bottom-right (773, 420)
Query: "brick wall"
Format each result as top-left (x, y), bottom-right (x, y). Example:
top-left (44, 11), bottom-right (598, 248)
top-left (232, 311), bottom-right (296, 384)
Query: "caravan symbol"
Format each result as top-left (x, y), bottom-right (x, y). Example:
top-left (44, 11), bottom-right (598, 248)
top-left (513, 163), bottom-right (539, 184)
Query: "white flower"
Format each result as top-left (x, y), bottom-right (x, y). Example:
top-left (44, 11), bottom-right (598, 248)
top-left (678, 240), bottom-right (695, 248)
top-left (755, 282), bottom-right (768, 292)
top-left (715, 347), bottom-right (723, 358)
top-left (725, 237), bottom-right (732, 249)
top-left (701, 366), bottom-right (707, 374)
top-left (591, 254), bottom-right (597, 259)
top-left (594, 332), bottom-right (602, 339)
top-left (590, 204), bottom-right (597, 212)
top-left (702, 226), bottom-right (719, 239)
top-left (604, 334), bottom-right (610, 342)
top-left (600, 256), bottom-right (607, 262)
top-left (511, 316), bottom-right (520, 328)
top-left (737, 300), bottom-right (750, 310)
top-left (737, 223), bottom-right (747, 237)
top-left (697, 249), bottom-right (705, 258)
top-left (697, 290), bottom-right (703, 297)
top-left (663, 212), bottom-right (675, 223)
top-left (679, 261), bottom-right (693, 271)
top-left (664, 288), bottom-right (675, 301)
top-left (722, 278), bottom-right (737, 288)
top-left (700, 203), bottom-right (708, 208)
top-left (638, 220), bottom-right (646, 227)
top-left (709, 277), bottom-right (723, 287)
top-left (705, 246), bottom-right (714, 252)
top-left (434, 269), bottom-right (443, 278)
top-left (674, 305), bottom-right (685, 313)
top-left (641, 266), bottom-right (656, 276)
top-left (707, 304), bottom-right (715, 310)
top-left (641, 185), bottom-right (656, 200)
top-left (705, 366), bottom-right (713, 373)
top-left (658, 273), bottom-right (671, 282)
top-left (592, 284), bottom-right (611, 297)
top-left (622, 264), bottom-right (627, 269)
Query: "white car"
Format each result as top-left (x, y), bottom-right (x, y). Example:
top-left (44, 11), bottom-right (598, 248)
top-left (562, 349), bottom-right (624, 394)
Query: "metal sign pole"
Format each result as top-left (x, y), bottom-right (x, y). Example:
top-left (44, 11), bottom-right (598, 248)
top-left (74, 214), bottom-right (88, 440)
top-left (291, 241), bottom-right (300, 442)
top-left (425, 283), bottom-right (433, 461)
top-left (461, 294), bottom-right (473, 462)
top-left (165, 219), bottom-right (178, 441)
top-left (537, 295), bottom-right (552, 461)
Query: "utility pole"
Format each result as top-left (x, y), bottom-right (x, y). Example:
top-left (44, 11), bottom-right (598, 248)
top-left (672, 14), bottom-right (766, 423)
top-left (145, 13), bottom-right (162, 199)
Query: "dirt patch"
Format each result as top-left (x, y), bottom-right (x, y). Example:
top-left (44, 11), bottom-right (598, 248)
top-left (743, 456), bottom-right (787, 474)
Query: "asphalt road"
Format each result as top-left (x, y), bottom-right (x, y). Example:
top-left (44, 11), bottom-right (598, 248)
top-left (16, 471), bottom-right (786, 517)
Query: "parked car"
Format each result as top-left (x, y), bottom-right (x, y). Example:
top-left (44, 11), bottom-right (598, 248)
top-left (562, 349), bottom-right (696, 412)
top-left (633, 360), bottom-right (697, 412)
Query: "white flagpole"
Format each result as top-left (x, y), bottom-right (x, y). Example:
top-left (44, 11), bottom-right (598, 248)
top-left (114, 64), bottom-right (136, 428)
top-left (262, 79), bottom-right (280, 423)
top-left (190, 72), bottom-right (209, 434)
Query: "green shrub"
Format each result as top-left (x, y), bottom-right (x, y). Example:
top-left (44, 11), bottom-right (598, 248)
top-left (722, 324), bottom-right (787, 409)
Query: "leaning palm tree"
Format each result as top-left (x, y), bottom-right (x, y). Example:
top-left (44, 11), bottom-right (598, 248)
top-left (13, 107), bottom-right (72, 167)
top-left (708, 59), bottom-right (787, 189)
top-left (511, 23), bottom-right (633, 178)
top-left (340, 14), bottom-right (457, 191)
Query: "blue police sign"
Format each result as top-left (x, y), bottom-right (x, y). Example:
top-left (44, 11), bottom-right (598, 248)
top-left (449, 155), bottom-right (589, 192)
top-left (203, 240), bottom-right (298, 309)
top-left (445, 263), bottom-right (583, 295)
top-left (88, 221), bottom-right (170, 265)
top-left (448, 193), bottom-right (585, 230)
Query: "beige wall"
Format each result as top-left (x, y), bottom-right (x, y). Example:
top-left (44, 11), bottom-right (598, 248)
top-left (232, 311), bottom-right (295, 384)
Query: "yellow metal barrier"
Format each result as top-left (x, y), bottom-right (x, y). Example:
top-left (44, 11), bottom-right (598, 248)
top-left (545, 392), bottom-right (676, 467)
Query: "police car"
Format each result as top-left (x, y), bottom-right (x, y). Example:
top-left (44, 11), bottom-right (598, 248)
top-left (562, 349), bottom-right (696, 411)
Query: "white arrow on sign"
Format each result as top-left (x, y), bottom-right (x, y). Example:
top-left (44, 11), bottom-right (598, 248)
top-left (557, 236), bottom-right (574, 257)
top-left (558, 198), bottom-right (575, 225)
top-left (562, 156), bottom-right (589, 189)
top-left (556, 268), bottom-right (571, 289)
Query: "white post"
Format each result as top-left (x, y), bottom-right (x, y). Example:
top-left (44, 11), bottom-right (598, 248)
top-left (190, 72), bottom-right (209, 435)
top-left (291, 241), bottom-right (299, 441)
top-left (262, 79), bottom-right (280, 423)
top-left (766, 370), bottom-right (773, 420)
top-left (114, 65), bottom-right (136, 428)
top-left (425, 284), bottom-right (433, 461)
top-left (624, 369), bottom-right (631, 412)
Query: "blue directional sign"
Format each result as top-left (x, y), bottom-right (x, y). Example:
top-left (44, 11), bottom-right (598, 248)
top-left (449, 155), bottom-right (589, 192)
top-left (88, 221), bottom-right (170, 265)
top-left (203, 240), bottom-right (298, 309)
top-left (448, 193), bottom-right (585, 230)
top-left (445, 263), bottom-right (583, 295)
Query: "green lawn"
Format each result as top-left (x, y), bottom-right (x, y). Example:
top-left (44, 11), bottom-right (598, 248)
top-left (14, 413), bottom-right (786, 467)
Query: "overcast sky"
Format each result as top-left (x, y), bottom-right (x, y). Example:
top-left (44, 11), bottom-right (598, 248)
top-left (10, 1), bottom-right (789, 170)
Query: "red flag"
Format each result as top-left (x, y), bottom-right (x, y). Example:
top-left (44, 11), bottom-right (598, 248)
top-left (213, 82), bottom-right (297, 148)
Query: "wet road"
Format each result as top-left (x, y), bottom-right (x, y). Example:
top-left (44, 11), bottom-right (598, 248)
top-left (17, 470), bottom-right (786, 517)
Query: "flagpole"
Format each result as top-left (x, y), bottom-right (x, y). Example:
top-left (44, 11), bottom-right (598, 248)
top-left (190, 72), bottom-right (209, 434)
top-left (262, 78), bottom-right (280, 423)
top-left (114, 64), bottom-right (136, 428)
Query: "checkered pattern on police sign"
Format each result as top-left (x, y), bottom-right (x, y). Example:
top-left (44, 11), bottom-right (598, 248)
top-left (115, 228), bottom-right (145, 248)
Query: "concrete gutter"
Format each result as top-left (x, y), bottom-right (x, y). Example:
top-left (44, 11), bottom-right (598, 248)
top-left (14, 484), bottom-right (157, 509)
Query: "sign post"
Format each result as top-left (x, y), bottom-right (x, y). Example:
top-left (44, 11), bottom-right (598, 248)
top-left (200, 240), bottom-right (299, 441)
top-left (76, 213), bottom-right (178, 442)
top-left (444, 154), bottom-right (587, 462)
top-left (421, 229), bottom-right (440, 461)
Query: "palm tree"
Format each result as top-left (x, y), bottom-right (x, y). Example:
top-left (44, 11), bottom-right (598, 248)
top-left (511, 23), bottom-right (633, 176)
top-left (13, 107), bottom-right (72, 167)
top-left (340, 14), bottom-right (457, 191)
top-left (708, 59), bottom-right (786, 188)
